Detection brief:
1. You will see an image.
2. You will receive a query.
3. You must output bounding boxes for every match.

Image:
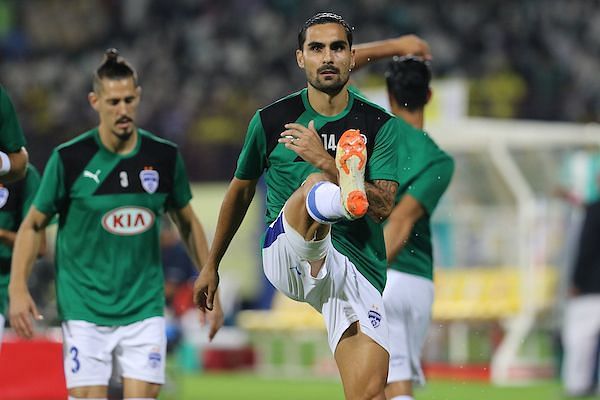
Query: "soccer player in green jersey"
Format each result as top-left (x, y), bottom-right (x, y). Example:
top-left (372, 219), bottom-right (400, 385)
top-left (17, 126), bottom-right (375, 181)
top-left (194, 12), bottom-right (412, 399)
top-left (0, 85), bottom-right (30, 183)
top-left (0, 164), bottom-right (43, 347)
top-left (353, 48), bottom-right (454, 400)
top-left (9, 49), bottom-right (223, 400)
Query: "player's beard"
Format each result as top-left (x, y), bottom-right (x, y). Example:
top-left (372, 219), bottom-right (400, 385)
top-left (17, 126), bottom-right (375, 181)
top-left (112, 129), bottom-right (134, 142)
top-left (308, 67), bottom-right (349, 96)
top-left (112, 117), bottom-right (135, 142)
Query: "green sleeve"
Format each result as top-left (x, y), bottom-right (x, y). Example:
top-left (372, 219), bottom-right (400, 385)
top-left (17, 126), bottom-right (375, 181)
top-left (167, 151), bottom-right (193, 210)
top-left (234, 111), bottom-right (267, 180)
top-left (21, 164), bottom-right (41, 220)
top-left (407, 153), bottom-right (454, 215)
top-left (33, 150), bottom-right (67, 217)
top-left (0, 86), bottom-right (26, 152)
top-left (367, 118), bottom-right (401, 183)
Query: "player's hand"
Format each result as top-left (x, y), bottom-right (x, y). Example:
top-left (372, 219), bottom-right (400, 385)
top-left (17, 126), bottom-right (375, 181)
top-left (394, 34), bottom-right (431, 60)
top-left (279, 120), bottom-right (334, 174)
top-left (193, 264), bottom-right (220, 312)
top-left (198, 292), bottom-right (225, 341)
top-left (8, 287), bottom-right (43, 339)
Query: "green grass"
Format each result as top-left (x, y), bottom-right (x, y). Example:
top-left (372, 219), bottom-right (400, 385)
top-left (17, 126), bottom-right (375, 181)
top-left (159, 373), bottom-right (599, 400)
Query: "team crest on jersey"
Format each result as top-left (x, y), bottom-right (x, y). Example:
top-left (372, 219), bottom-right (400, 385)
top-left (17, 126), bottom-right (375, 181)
top-left (368, 309), bottom-right (382, 328)
top-left (102, 206), bottom-right (155, 236)
top-left (139, 167), bottom-right (159, 194)
top-left (0, 186), bottom-right (8, 208)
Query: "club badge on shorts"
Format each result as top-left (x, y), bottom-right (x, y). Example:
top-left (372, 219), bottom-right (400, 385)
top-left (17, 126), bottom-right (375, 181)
top-left (368, 309), bottom-right (382, 328)
top-left (0, 186), bottom-right (8, 208)
top-left (148, 346), bottom-right (162, 369)
top-left (139, 167), bottom-right (159, 194)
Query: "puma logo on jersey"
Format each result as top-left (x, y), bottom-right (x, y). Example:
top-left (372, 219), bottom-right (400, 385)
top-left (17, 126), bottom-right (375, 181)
top-left (83, 169), bottom-right (101, 184)
top-left (102, 206), bottom-right (155, 235)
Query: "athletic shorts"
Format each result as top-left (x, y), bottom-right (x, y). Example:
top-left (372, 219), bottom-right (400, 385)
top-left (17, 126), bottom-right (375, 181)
top-left (383, 270), bottom-right (434, 385)
top-left (262, 209), bottom-right (389, 354)
top-left (61, 316), bottom-right (166, 389)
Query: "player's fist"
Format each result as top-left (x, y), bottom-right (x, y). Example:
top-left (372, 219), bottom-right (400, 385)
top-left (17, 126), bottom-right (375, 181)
top-left (193, 264), bottom-right (220, 311)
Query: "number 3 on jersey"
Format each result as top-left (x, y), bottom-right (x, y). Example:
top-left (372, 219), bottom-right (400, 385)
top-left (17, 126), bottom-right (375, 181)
top-left (120, 171), bottom-right (129, 188)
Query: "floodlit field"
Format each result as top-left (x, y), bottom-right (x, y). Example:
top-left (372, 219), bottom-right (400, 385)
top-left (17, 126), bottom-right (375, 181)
top-left (160, 373), bottom-right (585, 400)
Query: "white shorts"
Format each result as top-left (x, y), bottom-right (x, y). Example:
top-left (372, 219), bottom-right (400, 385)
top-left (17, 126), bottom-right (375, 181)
top-left (562, 294), bottom-right (600, 395)
top-left (61, 316), bottom-right (166, 389)
top-left (383, 270), bottom-right (434, 385)
top-left (262, 210), bottom-right (389, 354)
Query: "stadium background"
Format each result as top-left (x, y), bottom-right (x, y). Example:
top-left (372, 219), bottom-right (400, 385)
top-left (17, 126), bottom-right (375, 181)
top-left (0, 0), bottom-right (599, 399)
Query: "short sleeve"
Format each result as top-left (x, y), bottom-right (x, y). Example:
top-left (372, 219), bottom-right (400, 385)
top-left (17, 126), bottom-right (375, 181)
top-left (234, 111), bottom-right (267, 180)
top-left (407, 154), bottom-right (454, 214)
top-left (167, 151), bottom-right (193, 210)
top-left (33, 150), bottom-right (67, 217)
top-left (367, 118), bottom-right (402, 183)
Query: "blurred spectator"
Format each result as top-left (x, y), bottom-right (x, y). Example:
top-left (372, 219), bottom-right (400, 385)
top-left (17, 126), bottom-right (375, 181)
top-left (0, 1), bottom-right (597, 182)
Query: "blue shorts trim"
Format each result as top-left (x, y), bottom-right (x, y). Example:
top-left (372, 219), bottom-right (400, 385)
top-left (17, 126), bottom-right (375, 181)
top-left (263, 213), bottom-right (285, 249)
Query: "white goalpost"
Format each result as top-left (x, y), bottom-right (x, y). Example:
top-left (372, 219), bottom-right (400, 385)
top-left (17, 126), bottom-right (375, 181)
top-left (427, 117), bottom-right (600, 384)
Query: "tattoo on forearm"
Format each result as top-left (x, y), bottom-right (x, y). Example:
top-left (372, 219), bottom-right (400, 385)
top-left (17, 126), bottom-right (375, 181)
top-left (365, 180), bottom-right (398, 221)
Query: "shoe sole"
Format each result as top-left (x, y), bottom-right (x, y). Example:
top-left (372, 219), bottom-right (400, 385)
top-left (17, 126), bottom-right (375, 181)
top-left (335, 129), bottom-right (368, 219)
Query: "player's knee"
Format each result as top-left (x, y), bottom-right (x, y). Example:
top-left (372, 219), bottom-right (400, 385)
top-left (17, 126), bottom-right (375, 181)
top-left (345, 373), bottom-right (386, 400)
top-left (68, 385), bottom-right (107, 399)
top-left (136, 385), bottom-right (161, 399)
top-left (303, 173), bottom-right (329, 191)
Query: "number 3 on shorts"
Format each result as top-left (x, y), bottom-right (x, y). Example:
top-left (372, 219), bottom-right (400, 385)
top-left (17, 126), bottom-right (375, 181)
top-left (70, 346), bottom-right (80, 373)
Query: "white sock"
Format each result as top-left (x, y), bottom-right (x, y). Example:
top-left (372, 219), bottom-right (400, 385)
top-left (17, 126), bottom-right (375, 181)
top-left (306, 181), bottom-right (345, 224)
top-left (68, 397), bottom-right (107, 400)
top-left (282, 207), bottom-right (330, 261)
top-left (390, 396), bottom-right (414, 400)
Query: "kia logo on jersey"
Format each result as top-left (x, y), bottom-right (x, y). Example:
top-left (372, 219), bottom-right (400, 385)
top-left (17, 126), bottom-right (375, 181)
top-left (102, 206), bottom-right (155, 235)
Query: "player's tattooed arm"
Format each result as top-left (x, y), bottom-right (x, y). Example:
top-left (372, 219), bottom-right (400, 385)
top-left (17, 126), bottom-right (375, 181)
top-left (365, 179), bottom-right (398, 222)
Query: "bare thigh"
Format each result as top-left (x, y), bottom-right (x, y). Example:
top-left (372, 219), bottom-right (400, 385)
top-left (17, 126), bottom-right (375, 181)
top-left (335, 322), bottom-right (389, 400)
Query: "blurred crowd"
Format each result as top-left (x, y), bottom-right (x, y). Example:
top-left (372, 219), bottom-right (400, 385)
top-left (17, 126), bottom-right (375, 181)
top-left (0, 0), bottom-right (598, 180)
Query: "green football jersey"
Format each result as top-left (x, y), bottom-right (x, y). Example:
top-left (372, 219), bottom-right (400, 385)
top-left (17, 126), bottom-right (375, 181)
top-left (235, 88), bottom-right (402, 293)
top-left (388, 120), bottom-right (454, 280)
top-left (33, 128), bottom-right (192, 326)
top-left (0, 164), bottom-right (40, 315)
top-left (0, 85), bottom-right (26, 152)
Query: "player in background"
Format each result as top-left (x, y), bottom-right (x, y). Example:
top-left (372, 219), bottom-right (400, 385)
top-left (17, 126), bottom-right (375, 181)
top-left (194, 12), bottom-right (410, 400)
top-left (0, 85), bottom-right (30, 183)
top-left (0, 164), bottom-right (44, 348)
top-left (8, 49), bottom-right (223, 400)
top-left (353, 44), bottom-right (454, 399)
top-left (562, 195), bottom-right (600, 397)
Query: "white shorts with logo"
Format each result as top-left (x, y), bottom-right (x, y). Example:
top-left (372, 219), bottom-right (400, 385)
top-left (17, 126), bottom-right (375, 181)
top-left (262, 210), bottom-right (389, 354)
top-left (61, 316), bottom-right (166, 389)
top-left (383, 270), bottom-right (434, 385)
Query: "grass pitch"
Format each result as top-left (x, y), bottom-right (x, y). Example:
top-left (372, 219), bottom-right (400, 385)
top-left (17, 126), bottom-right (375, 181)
top-left (160, 373), bottom-right (587, 400)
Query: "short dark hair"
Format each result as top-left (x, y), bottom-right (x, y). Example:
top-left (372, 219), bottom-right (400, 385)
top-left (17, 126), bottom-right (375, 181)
top-left (385, 56), bottom-right (431, 111)
top-left (93, 48), bottom-right (138, 93)
top-left (298, 12), bottom-right (353, 50)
